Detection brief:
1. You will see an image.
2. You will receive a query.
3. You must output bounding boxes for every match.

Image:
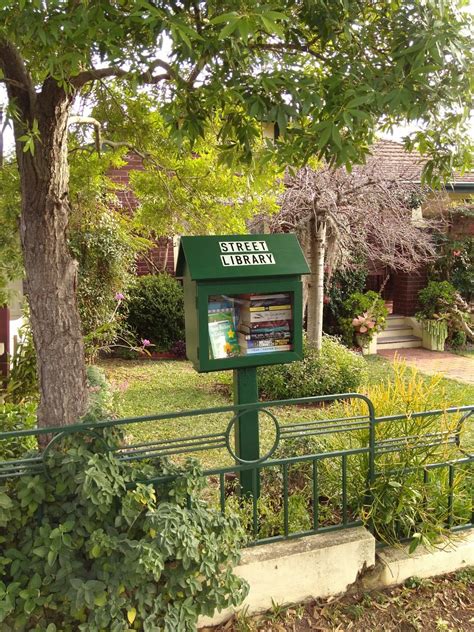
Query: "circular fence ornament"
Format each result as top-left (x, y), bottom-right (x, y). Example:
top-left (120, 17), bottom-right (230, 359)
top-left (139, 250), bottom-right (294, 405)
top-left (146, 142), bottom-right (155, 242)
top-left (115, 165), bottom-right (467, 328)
top-left (225, 407), bottom-right (280, 464)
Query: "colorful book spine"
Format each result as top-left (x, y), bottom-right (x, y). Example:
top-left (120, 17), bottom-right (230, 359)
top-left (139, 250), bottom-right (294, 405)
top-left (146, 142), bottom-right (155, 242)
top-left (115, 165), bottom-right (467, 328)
top-left (238, 337), bottom-right (291, 349)
top-left (239, 331), bottom-right (291, 341)
top-left (249, 304), bottom-right (291, 312)
top-left (240, 309), bottom-right (292, 323)
top-left (245, 345), bottom-right (293, 354)
top-left (238, 320), bottom-right (291, 334)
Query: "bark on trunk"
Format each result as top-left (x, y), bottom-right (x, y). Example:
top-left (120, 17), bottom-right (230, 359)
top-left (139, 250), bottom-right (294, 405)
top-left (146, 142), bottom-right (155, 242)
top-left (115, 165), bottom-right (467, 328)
top-left (306, 214), bottom-right (327, 350)
top-left (15, 84), bottom-right (87, 431)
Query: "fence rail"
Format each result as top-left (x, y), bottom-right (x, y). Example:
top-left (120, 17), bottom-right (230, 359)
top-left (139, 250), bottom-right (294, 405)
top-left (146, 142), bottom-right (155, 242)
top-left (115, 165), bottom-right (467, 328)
top-left (1, 395), bottom-right (473, 546)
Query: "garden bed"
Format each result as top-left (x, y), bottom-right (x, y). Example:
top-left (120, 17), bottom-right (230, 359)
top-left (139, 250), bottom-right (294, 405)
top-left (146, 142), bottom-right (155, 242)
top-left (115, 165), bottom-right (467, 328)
top-left (210, 568), bottom-right (474, 632)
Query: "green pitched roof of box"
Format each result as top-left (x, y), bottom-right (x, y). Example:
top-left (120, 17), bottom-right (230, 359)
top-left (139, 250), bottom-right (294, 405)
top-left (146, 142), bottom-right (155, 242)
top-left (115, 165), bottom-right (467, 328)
top-left (176, 234), bottom-right (310, 281)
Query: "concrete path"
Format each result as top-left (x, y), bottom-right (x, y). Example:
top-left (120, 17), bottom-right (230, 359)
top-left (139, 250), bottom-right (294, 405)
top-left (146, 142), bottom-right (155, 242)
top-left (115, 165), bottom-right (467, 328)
top-left (378, 348), bottom-right (474, 384)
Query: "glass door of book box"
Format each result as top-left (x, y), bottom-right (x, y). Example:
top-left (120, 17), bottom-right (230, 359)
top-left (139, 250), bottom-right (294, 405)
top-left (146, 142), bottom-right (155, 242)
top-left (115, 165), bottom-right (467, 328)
top-left (208, 292), bottom-right (294, 360)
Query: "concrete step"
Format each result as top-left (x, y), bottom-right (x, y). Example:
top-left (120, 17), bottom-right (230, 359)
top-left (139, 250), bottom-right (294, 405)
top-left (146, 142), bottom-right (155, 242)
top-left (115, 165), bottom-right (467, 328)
top-left (379, 326), bottom-right (414, 340)
top-left (377, 335), bottom-right (422, 350)
top-left (386, 315), bottom-right (407, 328)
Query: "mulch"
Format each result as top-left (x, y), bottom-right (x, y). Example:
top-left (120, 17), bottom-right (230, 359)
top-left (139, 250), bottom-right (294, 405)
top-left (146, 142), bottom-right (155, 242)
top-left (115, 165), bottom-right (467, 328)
top-left (211, 568), bottom-right (474, 631)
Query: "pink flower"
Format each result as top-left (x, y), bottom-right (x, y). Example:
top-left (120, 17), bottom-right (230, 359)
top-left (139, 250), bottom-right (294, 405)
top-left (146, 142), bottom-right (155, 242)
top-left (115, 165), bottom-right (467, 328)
top-left (452, 250), bottom-right (461, 257)
top-left (141, 338), bottom-right (151, 347)
top-left (352, 312), bottom-right (376, 333)
top-left (114, 292), bottom-right (125, 301)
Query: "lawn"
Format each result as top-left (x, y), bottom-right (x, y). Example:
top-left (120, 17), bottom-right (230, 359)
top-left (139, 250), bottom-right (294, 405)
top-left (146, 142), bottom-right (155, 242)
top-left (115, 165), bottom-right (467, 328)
top-left (100, 354), bottom-right (474, 466)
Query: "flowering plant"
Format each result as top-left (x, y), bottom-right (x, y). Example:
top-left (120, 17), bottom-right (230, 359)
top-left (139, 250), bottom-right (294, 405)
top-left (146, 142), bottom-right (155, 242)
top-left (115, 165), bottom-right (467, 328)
top-left (352, 312), bottom-right (376, 334)
top-left (339, 290), bottom-right (388, 347)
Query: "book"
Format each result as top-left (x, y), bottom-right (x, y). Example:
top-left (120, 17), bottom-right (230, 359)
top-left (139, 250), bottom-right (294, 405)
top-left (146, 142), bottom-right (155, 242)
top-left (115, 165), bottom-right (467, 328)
top-left (240, 293), bottom-right (291, 312)
top-left (248, 304), bottom-right (291, 312)
top-left (238, 320), bottom-right (292, 335)
top-left (238, 330), bottom-right (291, 341)
top-left (244, 344), bottom-right (293, 354)
top-left (238, 336), bottom-right (291, 349)
top-left (208, 308), bottom-right (240, 359)
top-left (240, 293), bottom-right (290, 303)
top-left (240, 309), bottom-right (293, 323)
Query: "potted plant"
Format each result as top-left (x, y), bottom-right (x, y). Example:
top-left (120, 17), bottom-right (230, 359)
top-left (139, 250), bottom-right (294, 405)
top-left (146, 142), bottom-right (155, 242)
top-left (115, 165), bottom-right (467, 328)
top-left (416, 281), bottom-right (456, 351)
top-left (339, 291), bottom-right (388, 355)
top-left (352, 311), bottom-right (379, 355)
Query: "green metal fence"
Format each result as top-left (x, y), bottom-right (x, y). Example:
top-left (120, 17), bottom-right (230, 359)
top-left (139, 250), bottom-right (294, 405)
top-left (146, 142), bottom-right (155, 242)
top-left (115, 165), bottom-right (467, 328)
top-left (1, 395), bottom-right (472, 546)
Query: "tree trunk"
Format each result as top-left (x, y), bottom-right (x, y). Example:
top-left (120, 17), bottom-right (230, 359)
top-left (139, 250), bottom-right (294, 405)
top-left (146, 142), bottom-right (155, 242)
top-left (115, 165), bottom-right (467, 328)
top-left (15, 83), bottom-right (87, 431)
top-left (306, 214), bottom-right (327, 350)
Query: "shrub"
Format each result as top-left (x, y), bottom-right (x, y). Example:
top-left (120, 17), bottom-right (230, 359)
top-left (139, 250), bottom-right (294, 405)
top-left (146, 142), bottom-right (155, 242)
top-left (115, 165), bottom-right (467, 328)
top-left (339, 290), bottom-right (388, 347)
top-left (0, 402), bottom-right (36, 460)
top-left (84, 365), bottom-right (117, 422)
top-left (323, 266), bottom-right (368, 335)
top-left (0, 427), bottom-right (247, 630)
top-left (242, 363), bottom-right (471, 548)
top-left (322, 363), bottom-right (472, 547)
top-left (4, 318), bottom-right (38, 404)
top-left (257, 335), bottom-right (368, 400)
top-left (126, 274), bottom-right (185, 351)
top-left (416, 280), bottom-right (457, 320)
top-left (429, 232), bottom-right (473, 302)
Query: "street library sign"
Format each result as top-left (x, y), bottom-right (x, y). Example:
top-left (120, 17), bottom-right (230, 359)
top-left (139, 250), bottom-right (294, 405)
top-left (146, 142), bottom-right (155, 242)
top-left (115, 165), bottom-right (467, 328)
top-left (219, 240), bottom-right (276, 266)
top-left (176, 234), bottom-right (310, 372)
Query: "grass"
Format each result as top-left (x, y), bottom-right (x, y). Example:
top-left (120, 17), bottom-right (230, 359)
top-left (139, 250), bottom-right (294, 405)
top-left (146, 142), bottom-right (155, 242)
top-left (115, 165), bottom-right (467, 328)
top-left (100, 354), bottom-right (474, 464)
top-left (452, 348), bottom-right (474, 359)
top-left (364, 355), bottom-right (474, 407)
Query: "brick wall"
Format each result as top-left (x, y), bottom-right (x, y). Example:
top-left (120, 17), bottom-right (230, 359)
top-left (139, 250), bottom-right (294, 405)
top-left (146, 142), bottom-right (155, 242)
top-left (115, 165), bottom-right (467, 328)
top-left (107, 153), bottom-right (175, 275)
top-left (449, 214), bottom-right (474, 238)
top-left (392, 269), bottom-right (428, 316)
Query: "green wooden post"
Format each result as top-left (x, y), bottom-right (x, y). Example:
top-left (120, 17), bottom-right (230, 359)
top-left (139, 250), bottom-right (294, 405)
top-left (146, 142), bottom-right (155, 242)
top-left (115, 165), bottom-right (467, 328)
top-left (233, 366), bottom-right (260, 497)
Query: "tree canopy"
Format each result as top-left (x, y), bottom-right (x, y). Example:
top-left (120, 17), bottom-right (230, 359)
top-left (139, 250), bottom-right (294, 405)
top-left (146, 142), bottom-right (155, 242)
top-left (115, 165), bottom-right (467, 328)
top-left (1, 1), bottom-right (473, 179)
top-left (1, 0), bottom-right (473, 430)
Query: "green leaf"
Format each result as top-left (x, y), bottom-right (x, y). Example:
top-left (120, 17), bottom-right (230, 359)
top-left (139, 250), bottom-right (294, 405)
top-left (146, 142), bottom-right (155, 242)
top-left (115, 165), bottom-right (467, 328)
top-left (219, 19), bottom-right (240, 40)
top-left (210, 12), bottom-right (239, 25)
top-left (0, 492), bottom-right (13, 510)
top-left (261, 15), bottom-right (285, 38)
top-left (317, 123), bottom-right (333, 148)
top-left (94, 592), bottom-right (107, 607)
top-left (331, 125), bottom-right (342, 149)
top-left (127, 607), bottom-right (137, 624)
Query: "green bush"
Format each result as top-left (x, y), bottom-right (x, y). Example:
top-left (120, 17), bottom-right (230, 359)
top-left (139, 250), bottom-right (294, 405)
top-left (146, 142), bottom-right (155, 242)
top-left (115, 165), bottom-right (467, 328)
top-left (323, 266), bottom-right (368, 335)
top-left (257, 335), bottom-right (368, 400)
top-left (0, 427), bottom-right (247, 630)
top-left (338, 290), bottom-right (388, 347)
top-left (4, 318), bottom-right (38, 405)
top-left (69, 208), bottom-right (143, 360)
top-left (84, 365), bottom-right (117, 422)
top-left (416, 280), bottom-right (457, 320)
top-left (429, 232), bottom-right (473, 302)
top-left (0, 402), bottom-right (36, 460)
top-left (126, 274), bottom-right (185, 351)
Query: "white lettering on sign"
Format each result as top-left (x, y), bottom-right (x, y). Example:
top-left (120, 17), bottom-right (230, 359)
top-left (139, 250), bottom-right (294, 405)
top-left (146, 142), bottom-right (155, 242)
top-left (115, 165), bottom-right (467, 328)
top-left (219, 241), bottom-right (269, 253)
top-left (221, 253), bottom-right (276, 267)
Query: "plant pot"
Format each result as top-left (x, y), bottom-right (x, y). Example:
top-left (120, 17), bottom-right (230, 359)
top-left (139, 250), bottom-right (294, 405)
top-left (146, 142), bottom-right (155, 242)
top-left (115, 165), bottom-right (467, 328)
top-left (356, 333), bottom-right (377, 356)
top-left (421, 320), bottom-right (448, 352)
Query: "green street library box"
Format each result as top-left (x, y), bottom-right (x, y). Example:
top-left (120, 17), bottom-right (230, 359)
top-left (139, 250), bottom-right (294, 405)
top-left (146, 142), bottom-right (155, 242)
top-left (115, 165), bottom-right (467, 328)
top-left (176, 234), bottom-right (310, 372)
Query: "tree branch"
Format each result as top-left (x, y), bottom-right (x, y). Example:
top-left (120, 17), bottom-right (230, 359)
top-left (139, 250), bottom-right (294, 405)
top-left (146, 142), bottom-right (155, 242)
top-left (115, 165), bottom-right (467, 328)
top-left (0, 38), bottom-right (36, 116)
top-left (250, 42), bottom-right (328, 63)
top-left (71, 59), bottom-right (174, 89)
top-left (0, 76), bottom-right (28, 90)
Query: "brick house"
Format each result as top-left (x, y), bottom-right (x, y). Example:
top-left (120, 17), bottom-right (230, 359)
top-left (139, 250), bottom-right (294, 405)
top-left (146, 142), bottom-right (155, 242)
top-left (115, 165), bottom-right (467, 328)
top-left (363, 140), bottom-right (474, 350)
